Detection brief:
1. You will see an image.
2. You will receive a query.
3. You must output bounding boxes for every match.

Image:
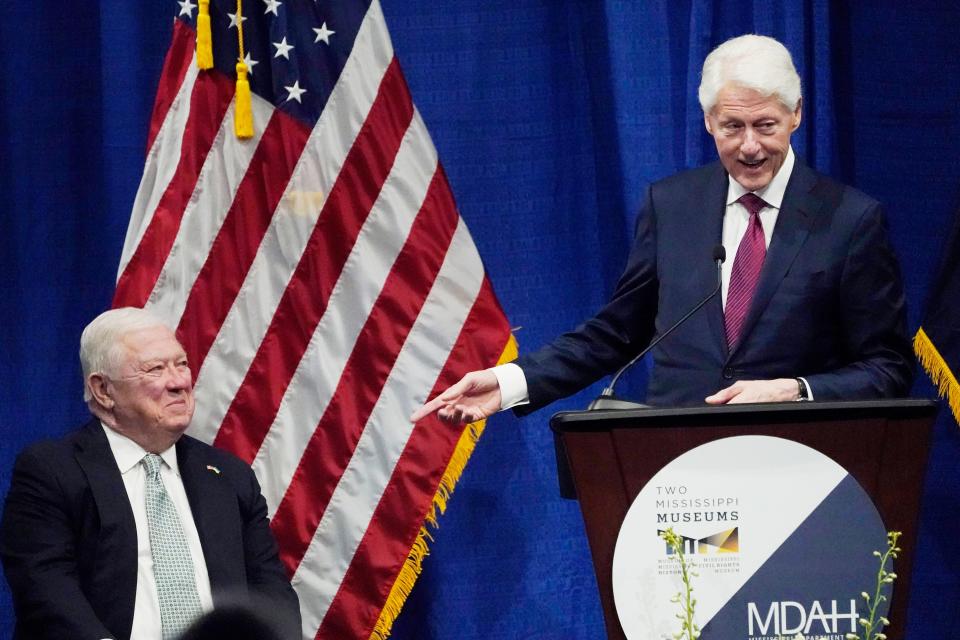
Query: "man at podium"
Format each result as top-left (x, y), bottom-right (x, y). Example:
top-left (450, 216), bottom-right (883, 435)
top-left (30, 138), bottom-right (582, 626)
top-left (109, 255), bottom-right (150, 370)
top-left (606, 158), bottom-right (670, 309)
top-left (412, 34), bottom-right (912, 424)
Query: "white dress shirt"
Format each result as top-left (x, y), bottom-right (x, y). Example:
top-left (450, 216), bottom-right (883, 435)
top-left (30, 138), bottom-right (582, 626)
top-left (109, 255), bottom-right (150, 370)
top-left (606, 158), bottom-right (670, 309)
top-left (721, 147), bottom-right (794, 306)
top-left (101, 424), bottom-right (214, 640)
top-left (493, 147), bottom-right (810, 407)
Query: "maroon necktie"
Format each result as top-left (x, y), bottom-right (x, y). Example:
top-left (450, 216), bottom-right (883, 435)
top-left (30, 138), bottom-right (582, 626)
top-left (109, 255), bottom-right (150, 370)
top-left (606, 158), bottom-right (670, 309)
top-left (725, 193), bottom-right (768, 348)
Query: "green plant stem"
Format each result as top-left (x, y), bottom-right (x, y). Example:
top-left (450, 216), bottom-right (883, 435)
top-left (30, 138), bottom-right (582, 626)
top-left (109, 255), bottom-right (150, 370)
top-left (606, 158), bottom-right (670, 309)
top-left (847, 530), bottom-right (900, 640)
top-left (661, 528), bottom-right (699, 640)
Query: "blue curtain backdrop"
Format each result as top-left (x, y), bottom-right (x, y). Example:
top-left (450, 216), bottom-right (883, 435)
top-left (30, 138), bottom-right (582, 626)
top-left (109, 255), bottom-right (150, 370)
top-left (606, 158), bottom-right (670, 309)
top-left (2, 1), bottom-right (959, 638)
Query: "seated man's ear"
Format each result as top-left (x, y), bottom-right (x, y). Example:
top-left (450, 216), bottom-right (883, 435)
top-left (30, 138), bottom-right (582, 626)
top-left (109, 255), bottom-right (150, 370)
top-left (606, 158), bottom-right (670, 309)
top-left (87, 374), bottom-right (115, 410)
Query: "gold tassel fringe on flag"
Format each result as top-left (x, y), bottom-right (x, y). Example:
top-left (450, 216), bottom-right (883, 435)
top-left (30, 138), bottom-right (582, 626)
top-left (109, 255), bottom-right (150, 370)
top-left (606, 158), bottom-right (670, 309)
top-left (914, 327), bottom-right (960, 424)
top-left (370, 333), bottom-right (519, 640)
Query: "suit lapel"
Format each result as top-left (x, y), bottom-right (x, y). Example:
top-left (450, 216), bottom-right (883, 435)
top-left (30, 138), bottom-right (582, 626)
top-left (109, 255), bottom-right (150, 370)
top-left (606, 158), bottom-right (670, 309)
top-left (73, 420), bottom-right (138, 638)
top-left (701, 164), bottom-right (731, 358)
top-left (177, 437), bottom-right (237, 596)
top-left (726, 162), bottom-right (822, 360)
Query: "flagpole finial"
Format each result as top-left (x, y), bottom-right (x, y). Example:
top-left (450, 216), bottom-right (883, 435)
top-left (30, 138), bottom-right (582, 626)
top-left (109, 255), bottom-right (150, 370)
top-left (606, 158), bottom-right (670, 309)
top-left (196, 0), bottom-right (214, 69)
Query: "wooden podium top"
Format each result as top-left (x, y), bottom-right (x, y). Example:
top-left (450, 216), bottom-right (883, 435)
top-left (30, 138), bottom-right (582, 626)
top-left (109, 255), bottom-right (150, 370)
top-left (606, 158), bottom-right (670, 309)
top-left (551, 398), bottom-right (939, 432)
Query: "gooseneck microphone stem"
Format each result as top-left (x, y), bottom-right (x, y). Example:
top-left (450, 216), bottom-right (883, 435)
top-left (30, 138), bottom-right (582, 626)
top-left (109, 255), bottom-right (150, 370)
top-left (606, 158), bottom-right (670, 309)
top-left (590, 245), bottom-right (726, 409)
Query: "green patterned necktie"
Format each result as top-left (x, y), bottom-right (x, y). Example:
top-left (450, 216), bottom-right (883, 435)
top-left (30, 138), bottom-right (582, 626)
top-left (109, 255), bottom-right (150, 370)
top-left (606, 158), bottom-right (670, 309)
top-left (142, 453), bottom-right (204, 639)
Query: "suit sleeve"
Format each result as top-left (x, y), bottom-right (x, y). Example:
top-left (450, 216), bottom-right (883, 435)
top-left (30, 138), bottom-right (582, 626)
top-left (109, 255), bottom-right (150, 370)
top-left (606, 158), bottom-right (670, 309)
top-left (803, 203), bottom-right (914, 399)
top-left (513, 186), bottom-right (660, 413)
top-left (0, 447), bottom-right (115, 640)
top-left (236, 465), bottom-right (302, 640)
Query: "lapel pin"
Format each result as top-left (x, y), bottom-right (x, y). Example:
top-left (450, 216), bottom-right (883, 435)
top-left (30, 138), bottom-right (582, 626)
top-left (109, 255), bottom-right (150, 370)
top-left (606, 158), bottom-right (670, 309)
top-left (206, 464), bottom-right (221, 474)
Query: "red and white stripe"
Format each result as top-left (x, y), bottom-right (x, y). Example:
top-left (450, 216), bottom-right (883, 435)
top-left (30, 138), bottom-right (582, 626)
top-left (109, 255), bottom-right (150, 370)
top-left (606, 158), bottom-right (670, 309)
top-left (115, 2), bottom-right (512, 639)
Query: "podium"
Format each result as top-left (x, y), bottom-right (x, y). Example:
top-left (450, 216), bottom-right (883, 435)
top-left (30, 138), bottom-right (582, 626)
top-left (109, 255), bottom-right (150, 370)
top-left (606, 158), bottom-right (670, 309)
top-left (550, 399), bottom-right (938, 640)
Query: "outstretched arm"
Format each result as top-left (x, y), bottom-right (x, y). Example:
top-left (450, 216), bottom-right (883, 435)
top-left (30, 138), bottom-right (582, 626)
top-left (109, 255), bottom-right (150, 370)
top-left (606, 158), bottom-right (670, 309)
top-left (410, 370), bottom-right (503, 425)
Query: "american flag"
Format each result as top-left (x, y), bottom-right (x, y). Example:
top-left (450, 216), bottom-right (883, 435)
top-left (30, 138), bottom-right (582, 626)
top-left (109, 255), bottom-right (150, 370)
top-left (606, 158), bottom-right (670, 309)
top-left (113, 1), bottom-right (514, 637)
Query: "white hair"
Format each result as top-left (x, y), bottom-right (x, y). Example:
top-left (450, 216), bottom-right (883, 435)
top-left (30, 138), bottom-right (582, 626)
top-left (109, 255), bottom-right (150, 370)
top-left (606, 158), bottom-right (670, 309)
top-left (80, 307), bottom-right (170, 403)
top-left (698, 34), bottom-right (802, 114)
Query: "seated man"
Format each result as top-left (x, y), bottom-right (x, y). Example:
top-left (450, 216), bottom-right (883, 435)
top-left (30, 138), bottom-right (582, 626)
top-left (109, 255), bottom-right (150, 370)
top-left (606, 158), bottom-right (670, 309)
top-left (412, 34), bottom-right (913, 425)
top-left (0, 307), bottom-right (301, 640)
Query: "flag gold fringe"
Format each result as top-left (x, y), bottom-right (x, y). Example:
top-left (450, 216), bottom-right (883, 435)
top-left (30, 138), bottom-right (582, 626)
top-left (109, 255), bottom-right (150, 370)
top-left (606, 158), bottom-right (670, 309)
top-left (370, 333), bottom-right (519, 640)
top-left (914, 326), bottom-right (960, 424)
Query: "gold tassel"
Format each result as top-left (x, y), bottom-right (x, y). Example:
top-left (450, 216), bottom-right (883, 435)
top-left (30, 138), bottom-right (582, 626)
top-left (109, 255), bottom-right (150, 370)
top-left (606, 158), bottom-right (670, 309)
top-left (369, 334), bottom-right (520, 640)
top-left (914, 327), bottom-right (960, 425)
top-left (233, 0), bottom-right (254, 138)
top-left (234, 62), bottom-right (254, 138)
top-left (196, 0), bottom-right (214, 70)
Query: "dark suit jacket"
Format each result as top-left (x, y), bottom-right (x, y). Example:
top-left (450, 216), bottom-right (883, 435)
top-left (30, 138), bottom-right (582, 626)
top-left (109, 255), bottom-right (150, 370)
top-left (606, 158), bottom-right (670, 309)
top-left (0, 419), bottom-right (301, 640)
top-left (515, 160), bottom-right (914, 409)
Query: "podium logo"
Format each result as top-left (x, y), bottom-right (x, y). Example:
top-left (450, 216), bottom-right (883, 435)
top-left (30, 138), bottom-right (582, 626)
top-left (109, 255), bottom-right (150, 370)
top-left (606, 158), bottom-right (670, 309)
top-left (747, 599), bottom-right (858, 637)
top-left (658, 527), bottom-right (739, 555)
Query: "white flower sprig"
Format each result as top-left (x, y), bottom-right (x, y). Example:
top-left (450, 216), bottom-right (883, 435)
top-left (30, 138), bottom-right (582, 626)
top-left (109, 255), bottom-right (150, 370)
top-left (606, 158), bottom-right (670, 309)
top-left (660, 528), bottom-right (700, 640)
top-left (845, 530), bottom-right (901, 640)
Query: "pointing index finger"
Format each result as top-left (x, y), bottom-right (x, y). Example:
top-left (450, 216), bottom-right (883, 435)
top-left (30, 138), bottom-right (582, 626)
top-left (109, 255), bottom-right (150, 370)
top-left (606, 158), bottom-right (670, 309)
top-left (410, 395), bottom-right (446, 422)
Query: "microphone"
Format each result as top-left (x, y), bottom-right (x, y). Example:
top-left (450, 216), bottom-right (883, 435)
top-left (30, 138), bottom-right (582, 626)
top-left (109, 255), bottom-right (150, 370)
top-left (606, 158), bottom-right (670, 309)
top-left (587, 245), bottom-right (727, 410)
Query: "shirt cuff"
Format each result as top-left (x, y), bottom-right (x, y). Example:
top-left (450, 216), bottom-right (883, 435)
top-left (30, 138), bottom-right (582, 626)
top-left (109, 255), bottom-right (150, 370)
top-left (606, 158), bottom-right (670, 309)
top-left (491, 363), bottom-right (529, 410)
top-left (798, 376), bottom-right (814, 401)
